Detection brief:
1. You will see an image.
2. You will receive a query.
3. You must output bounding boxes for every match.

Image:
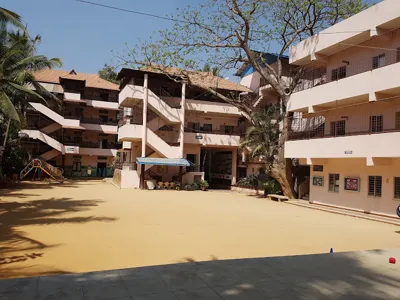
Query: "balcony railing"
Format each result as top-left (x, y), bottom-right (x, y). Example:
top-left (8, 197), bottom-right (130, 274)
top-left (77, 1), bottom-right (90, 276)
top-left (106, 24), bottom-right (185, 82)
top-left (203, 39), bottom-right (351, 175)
top-left (185, 128), bottom-right (242, 136)
top-left (288, 114), bottom-right (400, 141)
top-left (59, 139), bottom-right (121, 149)
top-left (294, 49), bottom-right (400, 93)
top-left (63, 114), bottom-right (118, 125)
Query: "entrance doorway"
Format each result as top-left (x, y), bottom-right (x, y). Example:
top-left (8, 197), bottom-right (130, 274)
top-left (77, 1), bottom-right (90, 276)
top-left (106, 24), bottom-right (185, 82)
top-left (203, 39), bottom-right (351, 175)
top-left (186, 154), bottom-right (197, 172)
top-left (201, 149), bottom-right (233, 189)
top-left (97, 162), bottom-right (107, 177)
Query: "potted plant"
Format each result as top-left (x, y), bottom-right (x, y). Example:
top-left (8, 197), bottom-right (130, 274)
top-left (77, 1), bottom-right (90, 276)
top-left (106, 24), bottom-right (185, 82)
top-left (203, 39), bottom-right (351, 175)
top-left (199, 179), bottom-right (209, 191)
top-left (184, 184), bottom-right (194, 191)
top-left (175, 182), bottom-right (181, 191)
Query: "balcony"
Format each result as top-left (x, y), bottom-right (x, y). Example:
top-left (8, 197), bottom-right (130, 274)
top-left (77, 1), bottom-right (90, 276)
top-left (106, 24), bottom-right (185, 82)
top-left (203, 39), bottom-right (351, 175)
top-left (162, 97), bottom-right (241, 115)
top-left (289, 0), bottom-right (400, 64)
top-left (285, 114), bottom-right (400, 160)
top-left (289, 51), bottom-right (400, 112)
top-left (184, 130), bottom-right (240, 147)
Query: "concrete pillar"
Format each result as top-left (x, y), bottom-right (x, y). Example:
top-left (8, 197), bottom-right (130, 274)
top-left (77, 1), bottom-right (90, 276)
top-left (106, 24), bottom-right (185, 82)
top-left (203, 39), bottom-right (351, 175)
top-left (179, 83), bottom-right (186, 158)
top-left (142, 74), bottom-right (148, 157)
top-left (231, 149), bottom-right (238, 185)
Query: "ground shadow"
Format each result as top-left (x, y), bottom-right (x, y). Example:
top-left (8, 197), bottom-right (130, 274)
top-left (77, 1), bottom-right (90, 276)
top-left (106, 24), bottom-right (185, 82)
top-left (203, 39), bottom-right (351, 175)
top-left (0, 195), bottom-right (117, 278)
top-left (167, 249), bottom-right (400, 299)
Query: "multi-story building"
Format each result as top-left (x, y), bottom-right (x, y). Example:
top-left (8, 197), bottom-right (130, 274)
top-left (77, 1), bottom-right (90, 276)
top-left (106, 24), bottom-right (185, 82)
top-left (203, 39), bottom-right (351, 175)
top-left (235, 53), bottom-right (292, 179)
top-left (285, 0), bottom-right (400, 216)
top-left (113, 68), bottom-right (251, 188)
top-left (21, 69), bottom-right (120, 178)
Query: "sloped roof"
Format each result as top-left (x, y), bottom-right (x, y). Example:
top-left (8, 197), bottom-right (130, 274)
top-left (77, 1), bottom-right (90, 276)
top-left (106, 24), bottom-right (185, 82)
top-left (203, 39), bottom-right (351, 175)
top-left (119, 67), bottom-right (252, 93)
top-left (33, 69), bottom-right (119, 91)
top-left (234, 52), bottom-right (290, 77)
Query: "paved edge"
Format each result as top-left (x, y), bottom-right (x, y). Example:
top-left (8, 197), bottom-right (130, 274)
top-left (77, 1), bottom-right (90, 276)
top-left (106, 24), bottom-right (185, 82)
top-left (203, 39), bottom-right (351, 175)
top-left (285, 200), bottom-right (400, 226)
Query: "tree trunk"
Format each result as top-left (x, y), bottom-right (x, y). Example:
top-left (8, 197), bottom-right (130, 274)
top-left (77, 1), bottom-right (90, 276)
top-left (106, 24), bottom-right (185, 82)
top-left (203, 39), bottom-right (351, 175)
top-left (269, 161), bottom-right (296, 199)
top-left (268, 94), bottom-right (297, 199)
top-left (3, 118), bottom-right (11, 147)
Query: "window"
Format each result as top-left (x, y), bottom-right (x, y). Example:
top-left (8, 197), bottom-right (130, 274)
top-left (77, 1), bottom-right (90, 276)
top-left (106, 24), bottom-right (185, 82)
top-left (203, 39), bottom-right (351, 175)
top-left (372, 54), bottom-right (386, 69)
top-left (72, 161), bottom-right (82, 171)
top-left (397, 48), bottom-right (400, 63)
top-left (331, 66), bottom-right (346, 81)
top-left (329, 174), bottom-right (340, 192)
top-left (368, 176), bottom-right (382, 197)
top-left (224, 125), bottom-right (234, 134)
top-left (330, 120), bottom-right (346, 137)
top-left (394, 177), bottom-right (400, 199)
top-left (370, 115), bottom-right (383, 133)
top-left (203, 124), bottom-right (212, 133)
top-left (395, 112), bottom-right (400, 130)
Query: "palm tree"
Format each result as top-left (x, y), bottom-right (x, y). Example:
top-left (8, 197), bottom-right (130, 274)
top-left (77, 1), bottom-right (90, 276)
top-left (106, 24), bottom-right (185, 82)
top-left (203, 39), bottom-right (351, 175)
top-left (240, 105), bottom-right (282, 169)
top-left (0, 7), bottom-right (24, 29)
top-left (0, 18), bottom-right (62, 146)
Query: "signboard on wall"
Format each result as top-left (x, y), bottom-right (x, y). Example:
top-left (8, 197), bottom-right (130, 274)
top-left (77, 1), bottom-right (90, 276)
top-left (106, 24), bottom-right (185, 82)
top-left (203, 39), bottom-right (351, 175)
top-left (344, 177), bottom-right (360, 191)
top-left (312, 176), bottom-right (324, 187)
top-left (195, 135), bottom-right (203, 140)
top-left (65, 146), bottom-right (79, 154)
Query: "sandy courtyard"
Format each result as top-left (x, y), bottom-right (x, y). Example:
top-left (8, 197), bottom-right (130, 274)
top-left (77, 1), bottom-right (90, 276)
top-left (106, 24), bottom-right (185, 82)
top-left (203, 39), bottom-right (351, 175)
top-left (1, 180), bottom-right (400, 279)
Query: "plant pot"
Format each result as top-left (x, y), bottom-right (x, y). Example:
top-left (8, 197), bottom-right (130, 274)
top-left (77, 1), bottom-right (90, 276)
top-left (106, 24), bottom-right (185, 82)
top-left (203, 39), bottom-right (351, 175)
top-left (176, 186), bottom-right (181, 191)
top-left (201, 186), bottom-right (207, 191)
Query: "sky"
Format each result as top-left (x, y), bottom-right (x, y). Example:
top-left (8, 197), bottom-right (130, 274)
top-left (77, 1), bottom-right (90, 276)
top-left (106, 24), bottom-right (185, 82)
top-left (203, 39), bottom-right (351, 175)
top-left (2, 0), bottom-right (194, 74)
top-left (3, 0), bottom-right (378, 79)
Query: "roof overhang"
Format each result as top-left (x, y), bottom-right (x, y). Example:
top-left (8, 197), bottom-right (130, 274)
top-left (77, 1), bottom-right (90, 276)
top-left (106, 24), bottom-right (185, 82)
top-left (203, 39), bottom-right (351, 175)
top-left (136, 157), bottom-right (192, 166)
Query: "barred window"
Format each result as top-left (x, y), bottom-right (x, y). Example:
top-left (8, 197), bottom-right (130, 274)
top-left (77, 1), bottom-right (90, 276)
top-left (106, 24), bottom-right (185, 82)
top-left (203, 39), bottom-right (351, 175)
top-left (330, 120), bottom-right (346, 137)
top-left (329, 174), bottom-right (340, 193)
top-left (370, 115), bottom-right (383, 133)
top-left (368, 176), bottom-right (382, 197)
top-left (331, 66), bottom-right (347, 81)
top-left (395, 112), bottom-right (400, 130)
top-left (372, 54), bottom-right (386, 69)
top-left (394, 177), bottom-right (400, 199)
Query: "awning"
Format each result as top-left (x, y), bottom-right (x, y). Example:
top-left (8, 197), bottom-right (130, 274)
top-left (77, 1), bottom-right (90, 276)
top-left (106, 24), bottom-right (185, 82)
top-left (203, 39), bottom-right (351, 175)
top-left (136, 157), bottom-right (192, 166)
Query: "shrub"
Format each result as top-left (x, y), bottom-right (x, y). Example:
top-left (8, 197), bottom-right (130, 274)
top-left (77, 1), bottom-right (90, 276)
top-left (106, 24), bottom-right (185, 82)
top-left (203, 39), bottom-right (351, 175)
top-left (199, 179), bottom-right (209, 189)
top-left (191, 181), bottom-right (201, 190)
top-left (237, 174), bottom-right (260, 190)
top-left (184, 184), bottom-right (194, 191)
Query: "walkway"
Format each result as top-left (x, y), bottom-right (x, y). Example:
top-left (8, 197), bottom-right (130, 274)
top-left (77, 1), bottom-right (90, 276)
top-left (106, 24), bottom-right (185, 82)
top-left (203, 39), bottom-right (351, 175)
top-left (1, 248), bottom-right (400, 299)
top-left (286, 200), bottom-right (400, 226)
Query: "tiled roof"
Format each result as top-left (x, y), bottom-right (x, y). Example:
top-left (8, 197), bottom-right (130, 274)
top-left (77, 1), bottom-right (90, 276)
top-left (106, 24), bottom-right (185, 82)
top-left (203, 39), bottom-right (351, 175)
top-left (33, 69), bottom-right (119, 91)
top-left (140, 66), bottom-right (252, 93)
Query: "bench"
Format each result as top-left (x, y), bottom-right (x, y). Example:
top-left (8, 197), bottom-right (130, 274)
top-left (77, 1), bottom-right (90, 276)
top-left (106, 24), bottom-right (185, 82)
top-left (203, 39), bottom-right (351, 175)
top-left (267, 194), bottom-right (289, 202)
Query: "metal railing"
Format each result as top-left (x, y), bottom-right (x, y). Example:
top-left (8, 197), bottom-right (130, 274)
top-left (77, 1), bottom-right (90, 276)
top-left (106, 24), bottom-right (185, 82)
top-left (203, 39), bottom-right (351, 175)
top-left (185, 128), bottom-right (242, 136)
top-left (288, 113), bottom-right (400, 141)
top-left (60, 139), bottom-right (121, 149)
top-left (294, 49), bottom-right (400, 93)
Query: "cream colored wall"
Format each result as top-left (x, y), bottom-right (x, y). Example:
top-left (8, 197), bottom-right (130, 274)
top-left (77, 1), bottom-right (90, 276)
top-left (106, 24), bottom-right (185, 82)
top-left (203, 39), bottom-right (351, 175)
top-left (310, 158), bottom-right (400, 216)
top-left (185, 112), bottom-right (238, 131)
top-left (322, 100), bottom-right (400, 135)
top-left (290, 0), bottom-right (400, 64)
top-left (54, 154), bottom-right (113, 167)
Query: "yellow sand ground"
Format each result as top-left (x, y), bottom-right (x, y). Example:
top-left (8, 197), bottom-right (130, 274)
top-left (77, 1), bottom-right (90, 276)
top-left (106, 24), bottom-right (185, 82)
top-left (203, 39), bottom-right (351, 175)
top-left (1, 180), bottom-right (400, 278)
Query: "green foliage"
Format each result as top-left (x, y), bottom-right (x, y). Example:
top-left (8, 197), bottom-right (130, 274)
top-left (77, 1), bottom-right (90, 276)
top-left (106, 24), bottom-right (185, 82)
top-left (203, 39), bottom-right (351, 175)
top-left (0, 8), bottom-right (62, 144)
top-left (98, 64), bottom-right (120, 84)
top-left (263, 178), bottom-right (282, 194)
top-left (191, 181), bottom-right (200, 190)
top-left (237, 174), bottom-right (260, 190)
top-left (240, 105), bottom-right (281, 166)
top-left (184, 184), bottom-right (194, 191)
top-left (199, 179), bottom-right (209, 188)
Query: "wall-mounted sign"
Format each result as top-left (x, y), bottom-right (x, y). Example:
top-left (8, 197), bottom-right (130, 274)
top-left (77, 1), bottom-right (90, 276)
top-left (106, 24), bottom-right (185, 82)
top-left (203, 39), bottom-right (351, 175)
top-left (344, 177), bottom-right (360, 191)
top-left (195, 135), bottom-right (203, 140)
top-left (313, 165), bottom-right (323, 172)
top-left (312, 176), bottom-right (324, 187)
top-left (344, 150), bottom-right (353, 154)
top-left (66, 147), bottom-right (79, 154)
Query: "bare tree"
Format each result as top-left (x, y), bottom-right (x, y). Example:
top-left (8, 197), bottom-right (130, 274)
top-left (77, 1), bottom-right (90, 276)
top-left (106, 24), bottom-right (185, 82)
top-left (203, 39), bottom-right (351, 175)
top-left (119, 0), bottom-right (367, 198)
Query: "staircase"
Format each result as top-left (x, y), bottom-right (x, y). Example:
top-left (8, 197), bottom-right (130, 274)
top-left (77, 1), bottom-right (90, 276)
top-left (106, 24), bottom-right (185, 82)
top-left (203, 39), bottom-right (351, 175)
top-left (20, 130), bottom-right (64, 153)
top-left (28, 102), bottom-right (81, 128)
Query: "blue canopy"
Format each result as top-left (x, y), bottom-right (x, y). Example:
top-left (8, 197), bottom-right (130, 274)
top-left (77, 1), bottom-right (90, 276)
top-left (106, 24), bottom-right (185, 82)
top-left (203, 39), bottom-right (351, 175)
top-left (136, 157), bottom-right (192, 167)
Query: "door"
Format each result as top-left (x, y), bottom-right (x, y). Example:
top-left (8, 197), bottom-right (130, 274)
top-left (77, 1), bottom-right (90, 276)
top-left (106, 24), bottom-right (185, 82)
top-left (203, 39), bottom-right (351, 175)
top-left (186, 154), bottom-right (196, 172)
top-left (101, 139), bottom-right (108, 149)
top-left (97, 162), bottom-right (107, 177)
